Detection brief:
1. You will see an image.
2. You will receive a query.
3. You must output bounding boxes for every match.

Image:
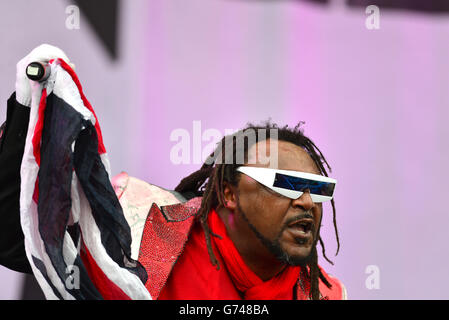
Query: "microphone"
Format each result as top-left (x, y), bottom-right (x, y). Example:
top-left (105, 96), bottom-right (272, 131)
top-left (26, 62), bottom-right (50, 82)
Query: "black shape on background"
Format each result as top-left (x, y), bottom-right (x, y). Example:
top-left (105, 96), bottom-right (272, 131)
top-left (347, 0), bottom-right (449, 13)
top-left (72, 0), bottom-right (120, 60)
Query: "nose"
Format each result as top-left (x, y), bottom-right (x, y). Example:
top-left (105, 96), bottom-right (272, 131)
top-left (291, 189), bottom-right (315, 211)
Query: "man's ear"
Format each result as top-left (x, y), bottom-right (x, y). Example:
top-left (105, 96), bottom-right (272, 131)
top-left (222, 182), bottom-right (237, 211)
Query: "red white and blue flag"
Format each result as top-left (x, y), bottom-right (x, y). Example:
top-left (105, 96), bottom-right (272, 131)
top-left (19, 58), bottom-right (152, 300)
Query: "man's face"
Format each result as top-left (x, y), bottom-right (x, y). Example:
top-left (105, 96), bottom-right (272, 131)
top-left (231, 139), bottom-right (323, 267)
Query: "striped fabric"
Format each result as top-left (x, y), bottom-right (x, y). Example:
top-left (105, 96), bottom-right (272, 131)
top-left (19, 58), bottom-right (151, 300)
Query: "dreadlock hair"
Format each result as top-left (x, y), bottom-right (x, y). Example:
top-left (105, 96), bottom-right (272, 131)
top-left (174, 120), bottom-right (340, 300)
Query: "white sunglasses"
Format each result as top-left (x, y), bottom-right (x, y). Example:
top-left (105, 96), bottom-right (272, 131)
top-left (236, 166), bottom-right (337, 203)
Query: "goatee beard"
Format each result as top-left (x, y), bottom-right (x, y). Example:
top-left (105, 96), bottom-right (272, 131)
top-left (236, 200), bottom-right (316, 267)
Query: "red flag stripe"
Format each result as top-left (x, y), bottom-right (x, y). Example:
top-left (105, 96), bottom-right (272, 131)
top-left (80, 239), bottom-right (132, 300)
top-left (50, 58), bottom-right (106, 155)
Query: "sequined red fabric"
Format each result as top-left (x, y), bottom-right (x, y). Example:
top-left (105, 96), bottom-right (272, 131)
top-left (137, 197), bottom-right (202, 299)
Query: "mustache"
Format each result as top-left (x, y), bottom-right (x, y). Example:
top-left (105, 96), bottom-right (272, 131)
top-left (283, 212), bottom-right (316, 231)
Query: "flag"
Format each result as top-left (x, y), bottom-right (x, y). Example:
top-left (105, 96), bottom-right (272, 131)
top-left (19, 58), bottom-right (152, 300)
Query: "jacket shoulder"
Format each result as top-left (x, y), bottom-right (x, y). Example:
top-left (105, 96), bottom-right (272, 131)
top-left (112, 172), bottom-right (203, 299)
top-left (111, 172), bottom-right (189, 260)
top-left (112, 172), bottom-right (187, 204)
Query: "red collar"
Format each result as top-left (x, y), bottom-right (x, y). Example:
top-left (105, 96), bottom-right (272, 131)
top-left (208, 208), bottom-right (301, 300)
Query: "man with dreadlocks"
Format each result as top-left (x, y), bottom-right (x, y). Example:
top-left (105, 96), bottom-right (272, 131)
top-left (0, 44), bottom-right (346, 300)
top-left (156, 123), bottom-right (346, 300)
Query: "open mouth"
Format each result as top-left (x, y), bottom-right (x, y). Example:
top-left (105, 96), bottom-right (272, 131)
top-left (287, 218), bottom-right (314, 241)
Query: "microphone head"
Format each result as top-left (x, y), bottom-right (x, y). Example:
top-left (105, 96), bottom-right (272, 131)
top-left (26, 62), bottom-right (51, 82)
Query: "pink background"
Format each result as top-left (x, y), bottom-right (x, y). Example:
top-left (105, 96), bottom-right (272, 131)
top-left (1, 0), bottom-right (448, 299)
